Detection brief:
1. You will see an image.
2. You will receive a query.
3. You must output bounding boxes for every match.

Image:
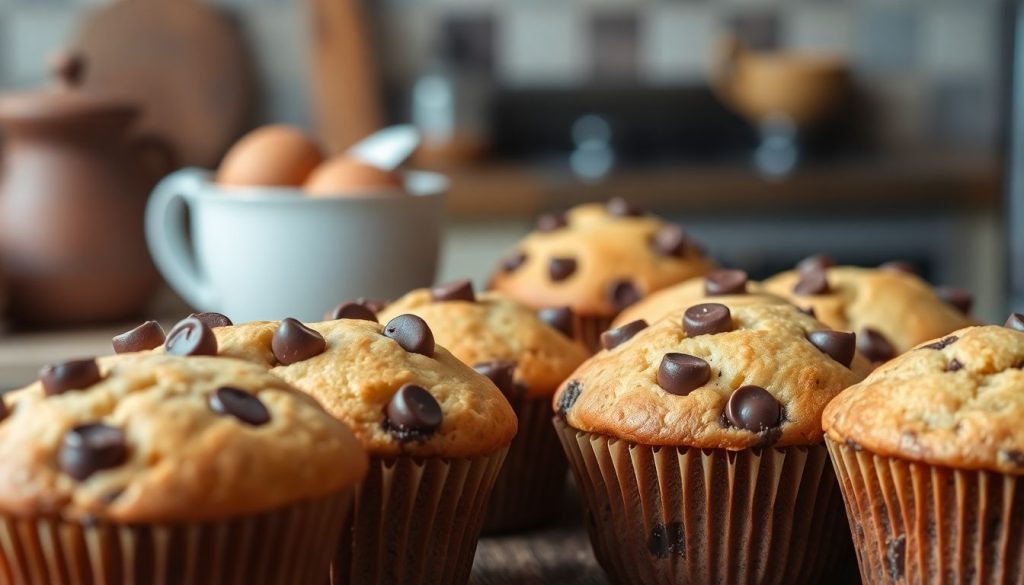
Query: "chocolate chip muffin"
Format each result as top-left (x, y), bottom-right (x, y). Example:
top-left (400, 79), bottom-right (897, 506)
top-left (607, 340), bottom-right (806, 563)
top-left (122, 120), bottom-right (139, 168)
top-left (611, 268), bottom-right (791, 328)
top-left (489, 198), bottom-right (715, 352)
top-left (0, 352), bottom-right (367, 584)
top-left (762, 260), bottom-right (977, 363)
top-left (207, 315), bottom-right (517, 585)
top-left (824, 319), bottom-right (1024, 585)
top-left (554, 302), bottom-right (871, 585)
top-left (379, 280), bottom-right (588, 533)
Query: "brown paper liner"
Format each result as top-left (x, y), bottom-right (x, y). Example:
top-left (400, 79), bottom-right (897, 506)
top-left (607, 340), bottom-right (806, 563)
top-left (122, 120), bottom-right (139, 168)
top-left (483, 397), bottom-right (568, 533)
top-left (575, 315), bottom-right (614, 355)
top-left (0, 489), bottom-right (352, 585)
top-left (556, 419), bottom-right (853, 585)
top-left (827, 438), bottom-right (1024, 585)
top-left (333, 448), bottom-right (507, 585)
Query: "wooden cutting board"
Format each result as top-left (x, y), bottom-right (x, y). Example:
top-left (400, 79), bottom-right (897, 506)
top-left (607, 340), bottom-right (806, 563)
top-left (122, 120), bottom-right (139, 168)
top-left (71, 0), bottom-right (255, 168)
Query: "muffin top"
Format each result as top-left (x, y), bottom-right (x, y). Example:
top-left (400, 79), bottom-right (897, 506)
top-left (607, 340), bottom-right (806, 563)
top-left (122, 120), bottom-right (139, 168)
top-left (611, 269), bottom-right (791, 327)
top-left (554, 302), bottom-right (871, 449)
top-left (377, 283), bottom-right (588, 399)
top-left (0, 353), bottom-right (367, 522)
top-left (211, 317), bottom-right (518, 459)
top-left (824, 320), bottom-right (1024, 474)
top-left (489, 199), bottom-right (715, 317)
top-left (762, 262), bottom-right (976, 360)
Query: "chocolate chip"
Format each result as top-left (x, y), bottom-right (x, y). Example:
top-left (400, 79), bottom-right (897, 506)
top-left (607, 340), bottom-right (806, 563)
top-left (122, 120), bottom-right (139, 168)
top-left (886, 535), bottom-right (906, 581)
top-left (799, 306), bottom-right (817, 319)
top-left (796, 254), bottom-right (836, 274)
top-left (271, 318), bottom-right (326, 365)
top-left (432, 279), bottom-right (475, 302)
top-left (657, 353), bottom-right (711, 396)
top-left (536, 212), bottom-right (568, 232)
top-left (921, 335), bottom-right (958, 350)
top-left (112, 321), bottom-right (166, 353)
top-left (725, 386), bottom-right (781, 432)
top-left (946, 359), bottom-right (963, 372)
top-left (330, 301), bottom-right (378, 322)
top-left (165, 317), bottom-right (218, 357)
top-left (937, 286), bottom-right (973, 314)
top-left (607, 279), bottom-right (642, 311)
top-left (652, 226), bottom-right (688, 257)
top-left (40, 359), bottom-right (103, 396)
top-left (606, 197), bottom-right (644, 217)
top-left (209, 386), bottom-right (270, 426)
top-left (502, 251), bottom-right (527, 273)
top-left (383, 314), bottom-right (435, 357)
top-left (549, 257), bottom-right (577, 281)
top-left (1002, 450), bottom-right (1024, 467)
top-left (601, 320), bottom-right (648, 350)
top-left (58, 423), bottom-right (128, 481)
top-left (683, 303), bottom-right (732, 337)
top-left (879, 260), bottom-right (917, 275)
top-left (704, 269), bottom-right (747, 296)
top-left (793, 269), bottom-right (830, 296)
top-left (1006, 313), bottom-right (1024, 332)
top-left (648, 522), bottom-right (685, 559)
top-left (557, 380), bottom-right (582, 417)
top-left (190, 312), bottom-right (233, 329)
top-left (474, 360), bottom-right (517, 396)
top-left (385, 384), bottom-right (442, 439)
top-left (858, 328), bottom-right (895, 362)
top-left (538, 307), bottom-right (574, 338)
top-left (807, 331), bottom-right (856, 368)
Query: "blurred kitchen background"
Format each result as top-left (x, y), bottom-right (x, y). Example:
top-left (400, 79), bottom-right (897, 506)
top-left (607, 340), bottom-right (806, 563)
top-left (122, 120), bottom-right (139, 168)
top-left (0, 0), bottom-right (1015, 382)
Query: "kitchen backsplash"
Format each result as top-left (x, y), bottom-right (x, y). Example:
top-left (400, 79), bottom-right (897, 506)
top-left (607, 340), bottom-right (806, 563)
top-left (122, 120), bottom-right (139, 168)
top-left (0, 0), bottom-right (1004, 153)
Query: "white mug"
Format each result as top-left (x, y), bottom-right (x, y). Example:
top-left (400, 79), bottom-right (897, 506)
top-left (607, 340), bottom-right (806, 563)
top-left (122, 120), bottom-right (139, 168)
top-left (145, 168), bottom-right (446, 323)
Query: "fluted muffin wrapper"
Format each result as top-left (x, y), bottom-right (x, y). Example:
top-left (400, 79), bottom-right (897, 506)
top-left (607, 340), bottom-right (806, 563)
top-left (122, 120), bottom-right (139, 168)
top-left (0, 488), bottom-right (352, 585)
top-left (575, 315), bottom-right (614, 354)
top-left (333, 448), bottom-right (507, 585)
top-left (555, 419), bottom-right (853, 585)
top-left (483, 396), bottom-right (568, 533)
top-left (827, 438), bottom-right (1024, 585)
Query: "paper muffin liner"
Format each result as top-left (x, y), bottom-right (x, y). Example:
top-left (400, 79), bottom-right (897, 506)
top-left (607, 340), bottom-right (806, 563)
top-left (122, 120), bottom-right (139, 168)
top-left (575, 315), bottom-right (614, 354)
top-left (333, 448), bottom-right (507, 585)
top-left (483, 396), bottom-right (568, 533)
top-left (827, 438), bottom-right (1024, 585)
top-left (0, 488), bottom-right (352, 585)
top-left (556, 419), bottom-right (853, 585)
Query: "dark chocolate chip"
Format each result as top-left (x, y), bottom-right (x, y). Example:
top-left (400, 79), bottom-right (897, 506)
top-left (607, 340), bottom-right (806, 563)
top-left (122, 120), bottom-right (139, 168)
top-left (606, 197), bottom-right (644, 217)
top-left (657, 353), bottom-right (710, 396)
top-left (330, 301), bottom-right (378, 322)
top-left (111, 321), bottom-right (166, 354)
top-left (683, 303), bottom-right (732, 337)
top-left (502, 251), bottom-right (527, 273)
top-left (807, 331), bottom-right (856, 368)
top-left (607, 279), bottom-right (642, 311)
top-left (383, 314), bottom-right (435, 357)
top-left (40, 359), bottom-right (103, 397)
top-left (474, 360), bottom-right (517, 396)
top-left (549, 257), bottom-right (577, 282)
top-left (1005, 313), bottom-right (1024, 332)
top-left (601, 320), bottom-right (648, 350)
top-left (946, 359), bottom-right (963, 372)
top-left (886, 535), bottom-right (906, 581)
top-left (1002, 450), bottom-right (1024, 467)
top-left (858, 328), bottom-right (895, 363)
top-left (936, 286), bottom-right (973, 314)
top-left (879, 260), bottom-right (917, 275)
top-left (796, 254), bottom-right (836, 274)
top-left (557, 380), bottom-right (582, 418)
top-left (209, 386), bottom-right (271, 426)
top-left (190, 312), bottom-right (233, 329)
top-left (704, 269), bottom-right (747, 296)
top-left (725, 385), bottom-right (781, 432)
top-left (648, 522), bottom-right (685, 559)
top-left (538, 307), bottom-right (574, 338)
top-left (793, 269), bottom-right (830, 296)
top-left (536, 212), bottom-right (568, 232)
top-left (652, 225), bottom-right (688, 257)
top-left (165, 317), bottom-right (218, 357)
top-left (385, 384), bottom-right (442, 438)
top-left (799, 306), bottom-right (817, 319)
top-left (921, 335), bottom-right (958, 350)
top-left (58, 423), bottom-right (128, 481)
top-left (431, 278), bottom-right (475, 302)
top-left (272, 318), bottom-right (327, 365)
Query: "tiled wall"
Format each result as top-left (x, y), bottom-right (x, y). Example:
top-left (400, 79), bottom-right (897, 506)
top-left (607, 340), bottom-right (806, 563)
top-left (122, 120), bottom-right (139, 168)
top-left (0, 0), bottom-right (1005, 152)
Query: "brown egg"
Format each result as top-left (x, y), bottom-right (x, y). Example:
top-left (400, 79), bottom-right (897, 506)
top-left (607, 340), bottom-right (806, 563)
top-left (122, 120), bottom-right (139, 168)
top-left (304, 156), bottom-right (404, 197)
top-left (217, 125), bottom-right (323, 187)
